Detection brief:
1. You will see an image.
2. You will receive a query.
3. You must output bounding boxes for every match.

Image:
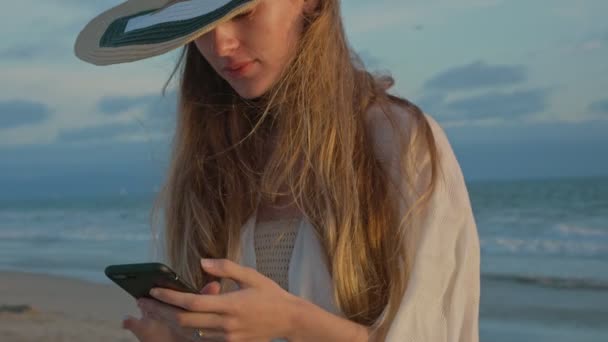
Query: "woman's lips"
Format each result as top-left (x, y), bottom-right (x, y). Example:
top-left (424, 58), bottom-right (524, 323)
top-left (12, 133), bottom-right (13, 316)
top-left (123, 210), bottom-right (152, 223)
top-left (223, 61), bottom-right (255, 78)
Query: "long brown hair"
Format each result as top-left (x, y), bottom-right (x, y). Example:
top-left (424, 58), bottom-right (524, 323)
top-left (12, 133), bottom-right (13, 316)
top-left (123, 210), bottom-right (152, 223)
top-left (150, 0), bottom-right (440, 339)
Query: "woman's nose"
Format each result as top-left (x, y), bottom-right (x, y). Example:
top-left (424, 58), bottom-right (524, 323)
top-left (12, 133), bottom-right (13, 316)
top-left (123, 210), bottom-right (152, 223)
top-left (209, 22), bottom-right (239, 56)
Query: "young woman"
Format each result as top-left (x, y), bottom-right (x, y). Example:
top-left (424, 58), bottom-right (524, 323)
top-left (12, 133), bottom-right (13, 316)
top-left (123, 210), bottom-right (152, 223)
top-left (76, 0), bottom-right (480, 341)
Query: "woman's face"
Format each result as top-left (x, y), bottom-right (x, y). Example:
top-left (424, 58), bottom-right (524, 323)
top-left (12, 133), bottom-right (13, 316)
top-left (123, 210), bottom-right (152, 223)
top-left (194, 0), bottom-right (318, 99)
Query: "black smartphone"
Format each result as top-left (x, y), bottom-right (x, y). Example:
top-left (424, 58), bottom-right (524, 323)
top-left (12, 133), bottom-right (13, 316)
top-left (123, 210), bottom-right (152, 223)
top-left (105, 262), bottom-right (198, 300)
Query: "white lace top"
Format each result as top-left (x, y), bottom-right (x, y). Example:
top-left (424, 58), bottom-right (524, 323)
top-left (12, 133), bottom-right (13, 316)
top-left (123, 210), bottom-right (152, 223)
top-left (253, 218), bottom-right (301, 291)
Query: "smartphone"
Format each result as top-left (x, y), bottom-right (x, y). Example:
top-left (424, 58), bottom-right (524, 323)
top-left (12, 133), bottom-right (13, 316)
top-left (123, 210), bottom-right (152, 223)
top-left (105, 262), bottom-right (198, 300)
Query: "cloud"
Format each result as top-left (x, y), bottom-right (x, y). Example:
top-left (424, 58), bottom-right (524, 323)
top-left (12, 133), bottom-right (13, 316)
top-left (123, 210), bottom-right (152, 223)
top-left (0, 40), bottom-right (75, 62)
top-left (415, 60), bottom-right (543, 122)
top-left (98, 94), bottom-right (158, 115)
top-left (566, 28), bottom-right (608, 54)
top-left (57, 91), bottom-right (177, 144)
top-left (98, 92), bottom-right (177, 117)
top-left (424, 60), bottom-right (527, 92)
top-left (415, 91), bottom-right (448, 117)
top-left (0, 100), bottom-right (52, 129)
top-left (441, 88), bottom-right (550, 120)
top-left (589, 99), bottom-right (608, 115)
top-left (56, 122), bottom-right (142, 143)
top-left (97, 92), bottom-right (177, 138)
top-left (0, 45), bottom-right (39, 60)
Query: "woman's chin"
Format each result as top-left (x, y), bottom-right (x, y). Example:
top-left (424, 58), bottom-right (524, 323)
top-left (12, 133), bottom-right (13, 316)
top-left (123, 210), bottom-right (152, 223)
top-left (233, 84), bottom-right (268, 100)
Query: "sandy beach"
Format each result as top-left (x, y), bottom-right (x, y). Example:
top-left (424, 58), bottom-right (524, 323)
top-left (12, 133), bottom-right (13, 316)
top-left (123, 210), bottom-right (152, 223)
top-left (0, 271), bottom-right (140, 341)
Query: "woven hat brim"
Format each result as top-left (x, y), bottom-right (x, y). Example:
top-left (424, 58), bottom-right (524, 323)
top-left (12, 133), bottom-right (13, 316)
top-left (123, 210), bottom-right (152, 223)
top-left (74, 0), bottom-right (259, 66)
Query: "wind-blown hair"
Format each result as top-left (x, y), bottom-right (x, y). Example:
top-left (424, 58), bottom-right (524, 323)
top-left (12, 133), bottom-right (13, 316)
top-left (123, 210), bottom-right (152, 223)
top-left (151, 0), bottom-right (440, 339)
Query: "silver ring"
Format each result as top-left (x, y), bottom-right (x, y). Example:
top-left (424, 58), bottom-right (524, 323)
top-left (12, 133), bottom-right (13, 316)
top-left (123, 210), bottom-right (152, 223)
top-left (193, 328), bottom-right (205, 340)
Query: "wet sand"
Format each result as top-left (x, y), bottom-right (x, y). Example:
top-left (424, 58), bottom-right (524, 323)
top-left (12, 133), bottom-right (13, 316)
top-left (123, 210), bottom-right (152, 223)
top-left (0, 271), bottom-right (139, 341)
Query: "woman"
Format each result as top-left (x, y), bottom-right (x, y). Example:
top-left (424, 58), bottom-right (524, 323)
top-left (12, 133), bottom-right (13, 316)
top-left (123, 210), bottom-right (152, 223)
top-left (75, 0), bottom-right (480, 341)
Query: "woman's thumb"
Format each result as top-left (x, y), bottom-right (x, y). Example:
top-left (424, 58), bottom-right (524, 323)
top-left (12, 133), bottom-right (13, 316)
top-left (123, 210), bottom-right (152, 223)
top-left (199, 281), bottom-right (222, 295)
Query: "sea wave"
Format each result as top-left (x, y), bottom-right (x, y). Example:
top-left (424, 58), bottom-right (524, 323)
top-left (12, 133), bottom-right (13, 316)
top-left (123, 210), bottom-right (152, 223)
top-left (482, 273), bottom-right (608, 291)
top-left (481, 237), bottom-right (608, 257)
top-left (555, 223), bottom-right (608, 237)
top-left (0, 228), bottom-right (151, 242)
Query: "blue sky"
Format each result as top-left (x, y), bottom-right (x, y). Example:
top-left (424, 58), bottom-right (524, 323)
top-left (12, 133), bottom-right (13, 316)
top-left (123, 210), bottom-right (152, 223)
top-left (1, 0), bottom-right (607, 199)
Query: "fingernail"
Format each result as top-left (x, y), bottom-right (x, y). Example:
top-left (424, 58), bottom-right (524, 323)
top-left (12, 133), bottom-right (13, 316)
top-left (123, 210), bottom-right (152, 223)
top-left (201, 258), bottom-right (214, 267)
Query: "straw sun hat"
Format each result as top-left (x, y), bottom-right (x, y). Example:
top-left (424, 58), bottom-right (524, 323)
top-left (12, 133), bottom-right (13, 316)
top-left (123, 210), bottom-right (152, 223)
top-left (74, 0), bottom-right (260, 66)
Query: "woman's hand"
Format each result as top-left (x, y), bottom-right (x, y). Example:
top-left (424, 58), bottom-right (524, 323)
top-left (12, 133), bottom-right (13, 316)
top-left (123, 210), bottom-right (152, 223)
top-left (138, 258), bottom-right (301, 342)
top-left (123, 281), bottom-right (222, 341)
top-left (123, 311), bottom-right (182, 342)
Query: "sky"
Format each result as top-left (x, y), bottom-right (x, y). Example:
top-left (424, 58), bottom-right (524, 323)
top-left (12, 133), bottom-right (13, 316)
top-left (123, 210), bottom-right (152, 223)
top-left (1, 0), bottom-right (607, 199)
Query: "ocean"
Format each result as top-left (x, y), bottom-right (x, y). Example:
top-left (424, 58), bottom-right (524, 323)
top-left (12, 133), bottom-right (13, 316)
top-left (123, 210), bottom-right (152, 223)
top-left (1, 176), bottom-right (607, 341)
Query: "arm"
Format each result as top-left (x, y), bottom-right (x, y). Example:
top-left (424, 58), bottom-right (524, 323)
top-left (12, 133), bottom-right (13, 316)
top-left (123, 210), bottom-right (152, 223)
top-left (382, 112), bottom-right (480, 341)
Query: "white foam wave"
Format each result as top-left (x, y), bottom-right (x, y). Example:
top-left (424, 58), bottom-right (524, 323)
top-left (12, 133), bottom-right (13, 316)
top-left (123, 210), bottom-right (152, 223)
top-left (555, 224), bottom-right (608, 237)
top-left (0, 229), bottom-right (150, 242)
top-left (483, 237), bottom-right (608, 257)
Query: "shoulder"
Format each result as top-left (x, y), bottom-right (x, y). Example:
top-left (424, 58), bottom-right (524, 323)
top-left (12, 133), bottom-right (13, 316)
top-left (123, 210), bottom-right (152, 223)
top-left (364, 99), bottom-right (465, 201)
top-left (364, 99), bottom-right (447, 168)
top-left (364, 100), bottom-right (411, 165)
top-left (365, 98), bottom-right (447, 145)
